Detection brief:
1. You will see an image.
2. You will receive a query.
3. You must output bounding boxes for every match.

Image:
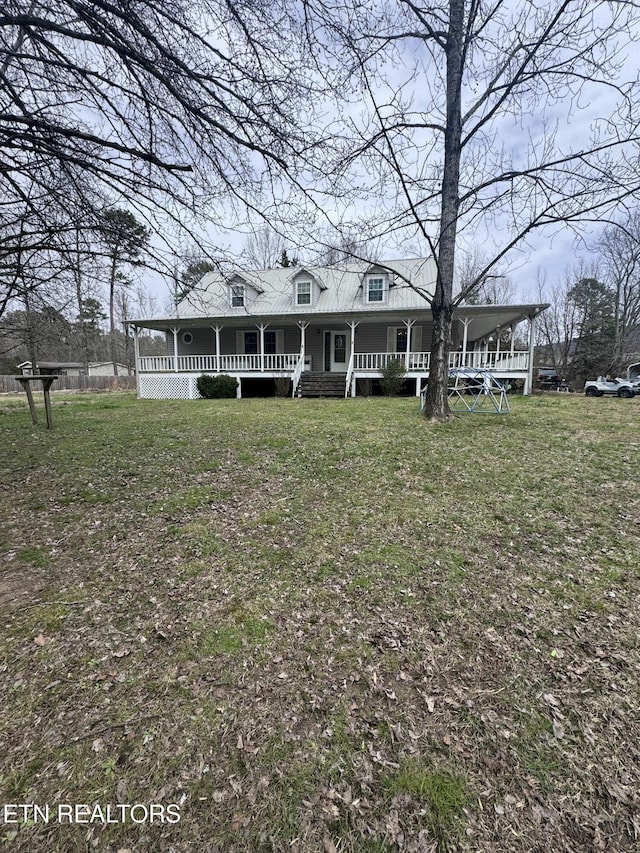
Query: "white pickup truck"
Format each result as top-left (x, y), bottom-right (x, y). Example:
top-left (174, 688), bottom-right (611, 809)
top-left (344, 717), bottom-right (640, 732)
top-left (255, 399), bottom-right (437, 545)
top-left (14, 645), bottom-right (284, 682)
top-left (584, 376), bottom-right (637, 398)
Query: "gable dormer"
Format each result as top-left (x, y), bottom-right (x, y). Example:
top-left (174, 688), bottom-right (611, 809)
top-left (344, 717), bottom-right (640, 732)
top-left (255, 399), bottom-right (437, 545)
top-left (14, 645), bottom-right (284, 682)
top-left (362, 264), bottom-right (392, 305)
top-left (289, 267), bottom-right (325, 309)
top-left (226, 273), bottom-right (263, 309)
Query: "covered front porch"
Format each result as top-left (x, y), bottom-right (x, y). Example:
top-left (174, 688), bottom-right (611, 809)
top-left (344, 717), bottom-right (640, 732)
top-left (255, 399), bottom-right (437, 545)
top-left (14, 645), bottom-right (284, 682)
top-left (131, 305), bottom-right (543, 399)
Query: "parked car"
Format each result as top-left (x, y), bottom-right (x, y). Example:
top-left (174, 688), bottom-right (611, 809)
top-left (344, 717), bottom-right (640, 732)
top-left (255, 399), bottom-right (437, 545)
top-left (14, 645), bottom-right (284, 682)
top-left (584, 376), bottom-right (636, 398)
top-left (536, 367), bottom-right (562, 388)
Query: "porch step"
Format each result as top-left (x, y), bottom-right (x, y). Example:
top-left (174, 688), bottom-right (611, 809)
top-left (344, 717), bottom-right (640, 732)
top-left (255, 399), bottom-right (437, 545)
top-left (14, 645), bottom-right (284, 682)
top-left (297, 372), bottom-right (347, 398)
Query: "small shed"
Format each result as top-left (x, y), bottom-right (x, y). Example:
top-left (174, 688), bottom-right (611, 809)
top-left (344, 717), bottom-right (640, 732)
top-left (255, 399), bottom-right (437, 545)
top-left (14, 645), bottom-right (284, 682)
top-left (18, 361), bottom-right (130, 376)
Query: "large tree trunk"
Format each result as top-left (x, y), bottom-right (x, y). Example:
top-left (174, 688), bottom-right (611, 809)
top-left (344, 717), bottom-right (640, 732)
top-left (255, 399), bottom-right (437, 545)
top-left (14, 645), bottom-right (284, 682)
top-left (422, 0), bottom-right (464, 420)
top-left (24, 289), bottom-right (38, 375)
top-left (73, 235), bottom-right (90, 376)
top-left (108, 258), bottom-right (119, 376)
top-left (423, 298), bottom-right (454, 419)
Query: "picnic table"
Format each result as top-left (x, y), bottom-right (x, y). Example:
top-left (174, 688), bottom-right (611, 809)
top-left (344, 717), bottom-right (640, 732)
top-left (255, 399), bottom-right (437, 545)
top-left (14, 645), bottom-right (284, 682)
top-left (12, 375), bottom-right (60, 429)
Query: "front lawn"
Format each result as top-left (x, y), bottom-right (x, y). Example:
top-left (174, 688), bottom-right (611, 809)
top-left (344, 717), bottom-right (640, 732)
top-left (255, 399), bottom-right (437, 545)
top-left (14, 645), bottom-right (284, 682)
top-left (1, 392), bottom-right (639, 851)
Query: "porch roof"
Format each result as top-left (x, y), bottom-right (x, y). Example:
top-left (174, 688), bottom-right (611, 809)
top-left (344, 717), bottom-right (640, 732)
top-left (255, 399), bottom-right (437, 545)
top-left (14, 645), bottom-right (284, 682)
top-left (129, 302), bottom-right (548, 338)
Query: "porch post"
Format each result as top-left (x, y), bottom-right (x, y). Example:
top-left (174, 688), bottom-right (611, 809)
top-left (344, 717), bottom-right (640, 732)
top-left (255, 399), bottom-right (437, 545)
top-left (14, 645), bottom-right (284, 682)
top-left (213, 326), bottom-right (222, 372)
top-left (461, 317), bottom-right (470, 367)
top-left (510, 324), bottom-right (516, 356)
top-left (525, 312), bottom-right (536, 395)
top-left (348, 320), bottom-right (359, 358)
top-left (171, 327), bottom-right (179, 372)
top-left (297, 320), bottom-right (308, 363)
top-left (403, 319), bottom-right (415, 369)
top-left (257, 322), bottom-right (268, 372)
top-left (495, 326), bottom-right (501, 364)
top-left (132, 324), bottom-right (141, 398)
top-left (348, 321), bottom-right (359, 398)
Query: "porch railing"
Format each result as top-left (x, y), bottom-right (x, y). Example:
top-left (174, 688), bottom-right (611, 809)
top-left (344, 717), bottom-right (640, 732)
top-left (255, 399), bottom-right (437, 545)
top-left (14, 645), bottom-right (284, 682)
top-left (138, 350), bottom-right (530, 374)
top-left (352, 350), bottom-right (530, 372)
top-left (456, 351), bottom-right (530, 371)
top-left (344, 352), bottom-right (355, 398)
top-left (138, 355), bottom-right (175, 372)
top-left (138, 353), bottom-right (301, 373)
top-left (179, 355), bottom-right (218, 372)
top-left (291, 355), bottom-right (305, 397)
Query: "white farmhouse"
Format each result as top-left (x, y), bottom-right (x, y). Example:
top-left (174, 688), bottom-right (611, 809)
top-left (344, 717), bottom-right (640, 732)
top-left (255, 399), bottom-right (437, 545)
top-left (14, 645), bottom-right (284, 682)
top-left (129, 258), bottom-right (548, 399)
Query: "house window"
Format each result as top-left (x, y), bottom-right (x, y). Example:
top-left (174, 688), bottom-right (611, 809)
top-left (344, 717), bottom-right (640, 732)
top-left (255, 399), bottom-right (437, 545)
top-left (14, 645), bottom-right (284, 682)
top-left (264, 331), bottom-right (277, 354)
top-left (244, 331), bottom-right (276, 354)
top-left (244, 331), bottom-right (258, 354)
top-left (296, 281), bottom-right (312, 306)
top-left (367, 276), bottom-right (385, 303)
top-left (395, 328), bottom-right (408, 353)
top-left (231, 284), bottom-right (245, 307)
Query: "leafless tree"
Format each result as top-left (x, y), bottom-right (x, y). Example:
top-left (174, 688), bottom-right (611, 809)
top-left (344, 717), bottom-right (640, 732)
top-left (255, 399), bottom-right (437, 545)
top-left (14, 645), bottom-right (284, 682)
top-left (305, 0), bottom-right (640, 418)
top-left (243, 227), bottom-right (288, 270)
top-left (598, 212), bottom-right (640, 369)
top-left (68, 224), bottom-right (101, 375)
top-left (116, 288), bottom-right (134, 375)
top-left (456, 249), bottom-right (514, 305)
top-left (0, 172), bottom-right (83, 318)
top-left (308, 226), bottom-right (378, 266)
top-left (534, 270), bottom-right (580, 381)
top-left (0, 0), bottom-right (309, 316)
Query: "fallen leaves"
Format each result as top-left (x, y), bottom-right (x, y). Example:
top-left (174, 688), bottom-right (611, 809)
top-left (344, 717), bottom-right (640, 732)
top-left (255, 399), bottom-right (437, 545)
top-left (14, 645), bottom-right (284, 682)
top-left (3, 396), bottom-right (640, 853)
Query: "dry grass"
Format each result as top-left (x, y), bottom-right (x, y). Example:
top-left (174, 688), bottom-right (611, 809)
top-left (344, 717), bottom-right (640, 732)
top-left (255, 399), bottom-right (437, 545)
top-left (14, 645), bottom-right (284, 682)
top-left (1, 390), bottom-right (639, 852)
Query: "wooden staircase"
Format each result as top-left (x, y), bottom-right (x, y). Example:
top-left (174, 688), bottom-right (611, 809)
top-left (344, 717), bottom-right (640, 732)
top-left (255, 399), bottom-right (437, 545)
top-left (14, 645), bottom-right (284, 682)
top-left (297, 372), bottom-right (347, 398)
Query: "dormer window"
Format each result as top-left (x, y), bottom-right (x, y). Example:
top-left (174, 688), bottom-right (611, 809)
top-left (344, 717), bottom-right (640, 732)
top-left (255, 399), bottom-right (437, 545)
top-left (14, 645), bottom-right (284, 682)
top-left (296, 280), bottom-right (312, 306)
top-left (230, 284), bottom-right (245, 307)
top-left (366, 276), bottom-right (386, 303)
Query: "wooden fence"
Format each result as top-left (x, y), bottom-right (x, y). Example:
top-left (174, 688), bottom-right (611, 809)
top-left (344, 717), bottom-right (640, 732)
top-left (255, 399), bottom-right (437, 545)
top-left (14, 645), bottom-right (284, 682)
top-left (0, 375), bottom-right (136, 394)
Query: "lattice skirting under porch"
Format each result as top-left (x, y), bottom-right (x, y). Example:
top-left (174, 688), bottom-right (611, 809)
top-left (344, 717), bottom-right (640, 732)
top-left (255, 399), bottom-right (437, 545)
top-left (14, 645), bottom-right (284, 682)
top-left (138, 374), bottom-right (200, 399)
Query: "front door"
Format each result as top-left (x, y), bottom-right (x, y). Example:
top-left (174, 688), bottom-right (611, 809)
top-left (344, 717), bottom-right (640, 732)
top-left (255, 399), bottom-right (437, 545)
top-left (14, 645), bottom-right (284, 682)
top-left (324, 331), bottom-right (350, 372)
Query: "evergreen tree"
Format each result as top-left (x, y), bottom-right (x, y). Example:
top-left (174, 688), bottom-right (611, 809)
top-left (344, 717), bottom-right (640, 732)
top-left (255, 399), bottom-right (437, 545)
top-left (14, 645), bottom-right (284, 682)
top-left (98, 210), bottom-right (149, 375)
top-left (176, 260), bottom-right (217, 306)
top-left (569, 278), bottom-right (615, 381)
top-left (279, 250), bottom-right (299, 268)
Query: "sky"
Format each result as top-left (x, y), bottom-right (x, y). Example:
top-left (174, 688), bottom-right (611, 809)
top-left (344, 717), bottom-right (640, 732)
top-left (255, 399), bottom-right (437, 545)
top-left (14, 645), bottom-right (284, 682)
top-left (137, 0), bottom-right (640, 314)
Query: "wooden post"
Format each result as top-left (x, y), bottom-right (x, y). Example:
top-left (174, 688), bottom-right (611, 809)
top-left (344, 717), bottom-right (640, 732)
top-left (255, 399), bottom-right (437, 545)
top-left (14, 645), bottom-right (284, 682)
top-left (42, 377), bottom-right (55, 429)
top-left (22, 379), bottom-right (38, 425)
top-left (14, 376), bottom-right (59, 428)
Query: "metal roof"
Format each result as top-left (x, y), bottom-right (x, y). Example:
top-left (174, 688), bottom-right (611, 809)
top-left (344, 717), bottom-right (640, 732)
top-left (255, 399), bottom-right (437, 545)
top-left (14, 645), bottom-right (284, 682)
top-left (177, 258), bottom-right (437, 319)
top-left (128, 258), bottom-right (548, 332)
